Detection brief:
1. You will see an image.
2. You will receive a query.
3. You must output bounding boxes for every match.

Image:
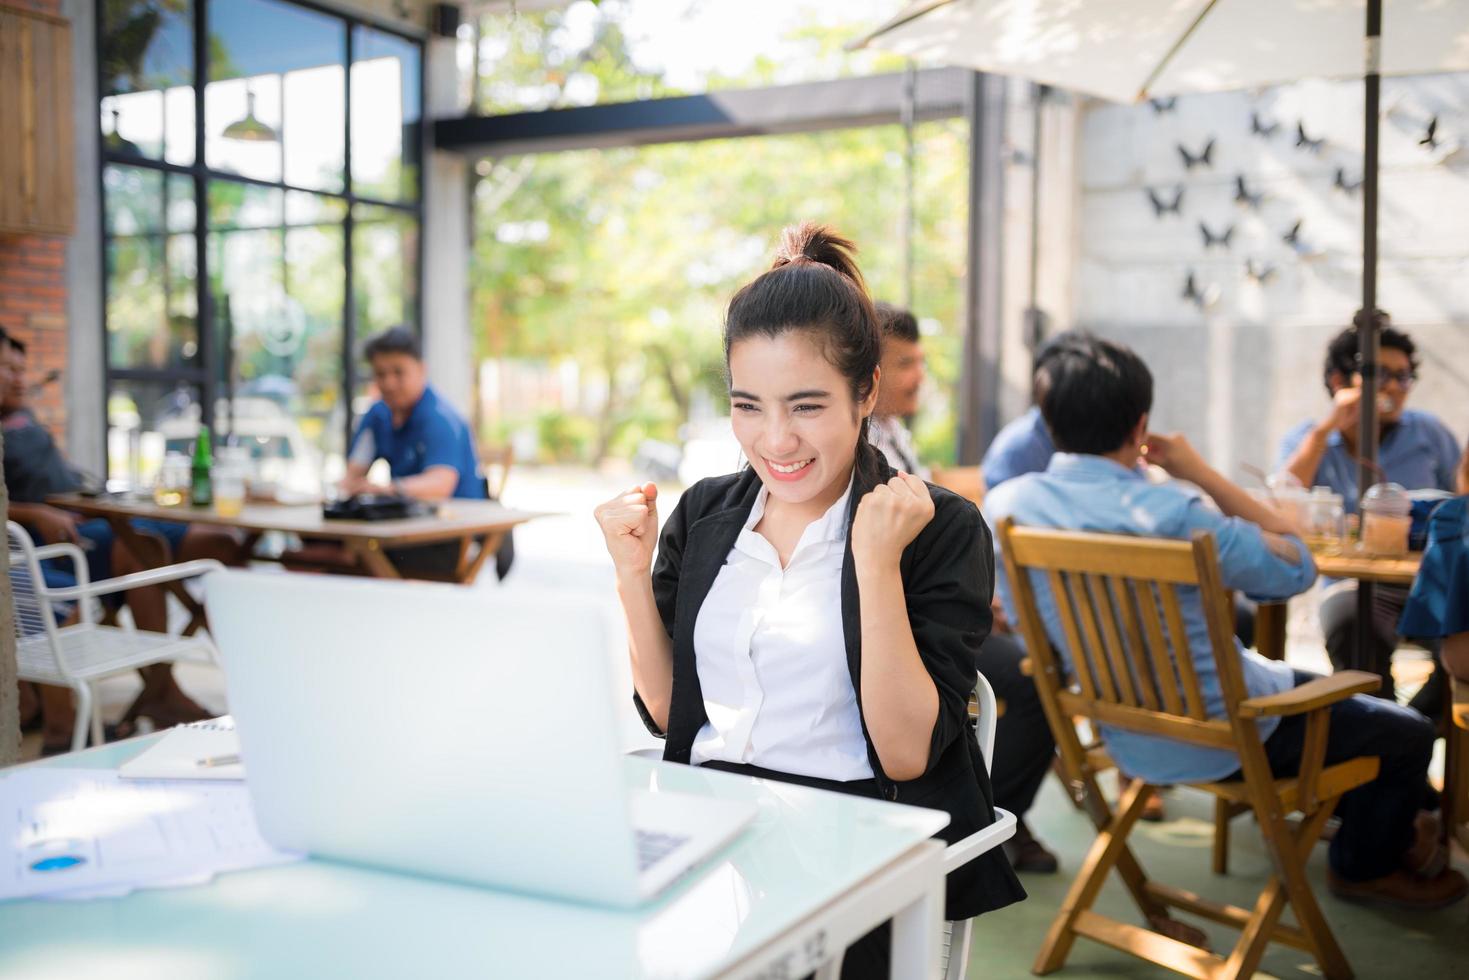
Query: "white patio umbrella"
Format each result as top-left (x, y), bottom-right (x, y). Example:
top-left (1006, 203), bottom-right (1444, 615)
top-left (853, 0), bottom-right (1469, 672)
top-left (854, 0), bottom-right (1469, 495)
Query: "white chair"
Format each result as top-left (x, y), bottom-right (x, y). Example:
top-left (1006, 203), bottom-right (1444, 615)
top-left (7, 521), bottom-right (224, 753)
top-left (628, 671), bottom-right (1016, 980)
top-left (935, 670), bottom-right (1017, 980)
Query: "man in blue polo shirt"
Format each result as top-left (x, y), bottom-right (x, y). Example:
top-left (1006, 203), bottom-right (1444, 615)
top-left (343, 326), bottom-right (484, 501)
top-left (988, 334), bottom-right (1464, 910)
top-left (341, 326), bottom-right (514, 580)
top-left (1276, 318), bottom-right (1461, 705)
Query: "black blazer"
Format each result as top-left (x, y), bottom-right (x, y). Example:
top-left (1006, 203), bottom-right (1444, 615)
top-left (633, 445), bottom-right (1025, 918)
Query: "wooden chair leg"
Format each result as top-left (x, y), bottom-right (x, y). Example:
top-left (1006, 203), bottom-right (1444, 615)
top-left (1226, 801), bottom-right (1349, 980)
top-left (1220, 876), bottom-right (1290, 979)
top-left (1052, 756), bottom-right (1085, 810)
top-left (1213, 797), bottom-right (1231, 875)
top-left (1274, 804), bottom-right (1352, 980)
top-left (1034, 775), bottom-right (1160, 974)
top-left (1078, 774), bottom-right (1175, 924)
top-left (88, 682), bottom-right (104, 748)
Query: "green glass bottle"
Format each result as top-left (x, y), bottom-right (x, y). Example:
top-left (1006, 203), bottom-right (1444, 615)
top-left (191, 424), bottom-right (214, 507)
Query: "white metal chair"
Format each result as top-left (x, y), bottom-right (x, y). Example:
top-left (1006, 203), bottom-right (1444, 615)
top-left (935, 670), bottom-right (1017, 980)
top-left (7, 521), bottom-right (224, 753)
top-left (627, 670), bottom-right (1016, 980)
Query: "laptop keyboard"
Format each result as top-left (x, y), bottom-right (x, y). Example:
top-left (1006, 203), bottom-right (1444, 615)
top-left (635, 828), bottom-right (691, 872)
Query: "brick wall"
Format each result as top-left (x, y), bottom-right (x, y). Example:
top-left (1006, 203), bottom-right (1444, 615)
top-left (0, 236), bottom-right (68, 441)
top-left (1, 0), bottom-right (70, 445)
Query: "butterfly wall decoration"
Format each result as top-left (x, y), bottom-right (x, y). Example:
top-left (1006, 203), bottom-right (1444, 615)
top-left (1146, 186), bottom-right (1184, 217)
top-left (1295, 122), bottom-right (1325, 154)
top-left (1178, 138), bottom-right (1215, 170)
top-left (1200, 221), bottom-right (1234, 249)
top-left (1233, 175), bottom-right (1263, 209)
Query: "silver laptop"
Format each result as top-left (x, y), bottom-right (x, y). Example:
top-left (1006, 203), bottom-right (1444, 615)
top-left (204, 570), bottom-right (755, 908)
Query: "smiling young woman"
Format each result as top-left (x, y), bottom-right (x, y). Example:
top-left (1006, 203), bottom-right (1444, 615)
top-left (593, 223), bottom-right (1024, 976)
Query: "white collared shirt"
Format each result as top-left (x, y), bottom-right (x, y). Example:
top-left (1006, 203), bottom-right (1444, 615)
top-left (689, 477), bottom-right (874, 781)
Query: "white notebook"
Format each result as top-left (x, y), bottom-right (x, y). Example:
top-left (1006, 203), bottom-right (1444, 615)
top-left (117, 716), bottom-right (244, 781)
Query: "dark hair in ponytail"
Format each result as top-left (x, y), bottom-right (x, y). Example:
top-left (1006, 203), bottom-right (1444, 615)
top-left (724, 222), bottom-right (884, 474)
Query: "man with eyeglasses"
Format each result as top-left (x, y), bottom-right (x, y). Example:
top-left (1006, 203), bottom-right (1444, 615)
top-left (1277, 313), bottom-right (1462, 709)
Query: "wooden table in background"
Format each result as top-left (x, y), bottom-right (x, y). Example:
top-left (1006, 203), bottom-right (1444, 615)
top-left (1254, 549), bottom-right (1420, 662)
top-left (47, 495), bottom-right (542, 629)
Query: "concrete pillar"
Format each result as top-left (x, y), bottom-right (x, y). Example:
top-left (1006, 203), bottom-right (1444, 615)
top-left (420, 30), bottom-right (474, 417)
top-left (63, 0), bottom-right (104, 472)
top-left (999, 86), bottom-right (1084, 428)
top-left (0, 435), bottom-right (15, 765)
top-left (958, 72), bottom-right (1007, 464)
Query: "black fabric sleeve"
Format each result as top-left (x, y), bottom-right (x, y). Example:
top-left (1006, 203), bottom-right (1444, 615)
top-left (906, 495), bottom-right (995, 776)
top-left (631, 489), bottom-right (694, 738)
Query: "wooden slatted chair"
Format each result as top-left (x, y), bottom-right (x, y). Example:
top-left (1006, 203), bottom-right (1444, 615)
top-left (931, 465), bottom-right (986, 510)
top-left (1445, 675), bottom-right (1469, 857)
top-left (996, 517), bottom-right (1381, 980)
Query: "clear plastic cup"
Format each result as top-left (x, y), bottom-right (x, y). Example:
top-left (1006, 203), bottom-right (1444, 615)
top-left (153, 452), bottom-right (190, 507)
top-left (1304, 486), bottom-right (1345, 555)
top-left (1360, 482), bottom-right (1411, 557)
top-left (212, 447), bottom-right (250, 518)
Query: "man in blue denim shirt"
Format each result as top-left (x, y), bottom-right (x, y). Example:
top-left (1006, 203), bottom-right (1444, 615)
top-left (1277, 320), bottom-right (1461, 706)
top-left (987, 335), bottom-right (1465, 910)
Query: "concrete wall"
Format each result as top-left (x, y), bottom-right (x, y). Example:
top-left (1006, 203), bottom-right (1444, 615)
top-left (1033, 75), bottom-right (1469, 481)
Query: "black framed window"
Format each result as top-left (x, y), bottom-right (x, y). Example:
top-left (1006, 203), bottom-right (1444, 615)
top-left (98, 0), bottom-right (424, 492)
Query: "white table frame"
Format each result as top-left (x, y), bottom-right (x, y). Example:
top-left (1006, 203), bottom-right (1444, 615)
top-left (721, 839), bottom-right (946, 980)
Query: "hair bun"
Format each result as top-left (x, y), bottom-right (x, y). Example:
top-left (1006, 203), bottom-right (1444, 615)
top-left (772, 221), bottom-right (867, 294)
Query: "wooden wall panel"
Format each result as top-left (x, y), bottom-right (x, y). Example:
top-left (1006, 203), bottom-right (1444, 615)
top-left (0, 7), bottom-right (74, 237)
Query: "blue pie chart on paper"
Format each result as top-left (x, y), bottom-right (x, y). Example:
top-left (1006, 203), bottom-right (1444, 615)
top-left (30, 855), bottom-right (85, 872)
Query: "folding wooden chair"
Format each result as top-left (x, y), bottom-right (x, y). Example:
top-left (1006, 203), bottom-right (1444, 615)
top-left (996, 517), bottom-right (1381, 980)
top-left (931, 466), bottom-right (985, 510)
top-left (1445, 675), bottom-right (1469, 856)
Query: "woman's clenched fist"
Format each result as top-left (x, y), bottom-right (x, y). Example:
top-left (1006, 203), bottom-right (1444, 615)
top-left (593, 482), bottom-right (660, 577)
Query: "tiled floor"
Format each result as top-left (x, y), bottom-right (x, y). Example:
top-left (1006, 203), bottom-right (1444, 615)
top-left (969, 776), bottom-right (1469, 978)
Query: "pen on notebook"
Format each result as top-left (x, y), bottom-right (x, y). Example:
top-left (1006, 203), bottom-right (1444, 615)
top-left (196, 753), bottom-right (242, 768)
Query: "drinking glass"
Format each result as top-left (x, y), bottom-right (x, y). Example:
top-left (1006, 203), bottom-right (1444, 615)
top-left (153, 452), bottom-right (190, 507)
top-left (213, 448), bottom-right (249, 518)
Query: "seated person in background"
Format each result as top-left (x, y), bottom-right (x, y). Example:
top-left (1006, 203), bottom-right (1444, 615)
top-left (1277, 314), bottom-right (1461, 707)
top-left (979, 331), bottom-right (1085, 492)
top-left (988, 334), bottom-right (1465, 910)
top-left (338, 326), bottom-right (510, 579)
top-left (342, 326), bottom-right (484, 501)
top-left (980, 332), bottom-right (1254, 823)
top-left (1399, 442), bottom-right (1469, 684)
top-left (2, 331), bottom-right (237, 749)
top-left (982, 330), bottom-right (1255, 645)
top-left (869, 302), bottom-right (1060, 873)
top-left (867, 303), bottom-right (930, 479)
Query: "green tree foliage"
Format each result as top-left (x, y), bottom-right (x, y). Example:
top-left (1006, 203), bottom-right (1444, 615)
top-left (472, 3), bottom-right (969, 466)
